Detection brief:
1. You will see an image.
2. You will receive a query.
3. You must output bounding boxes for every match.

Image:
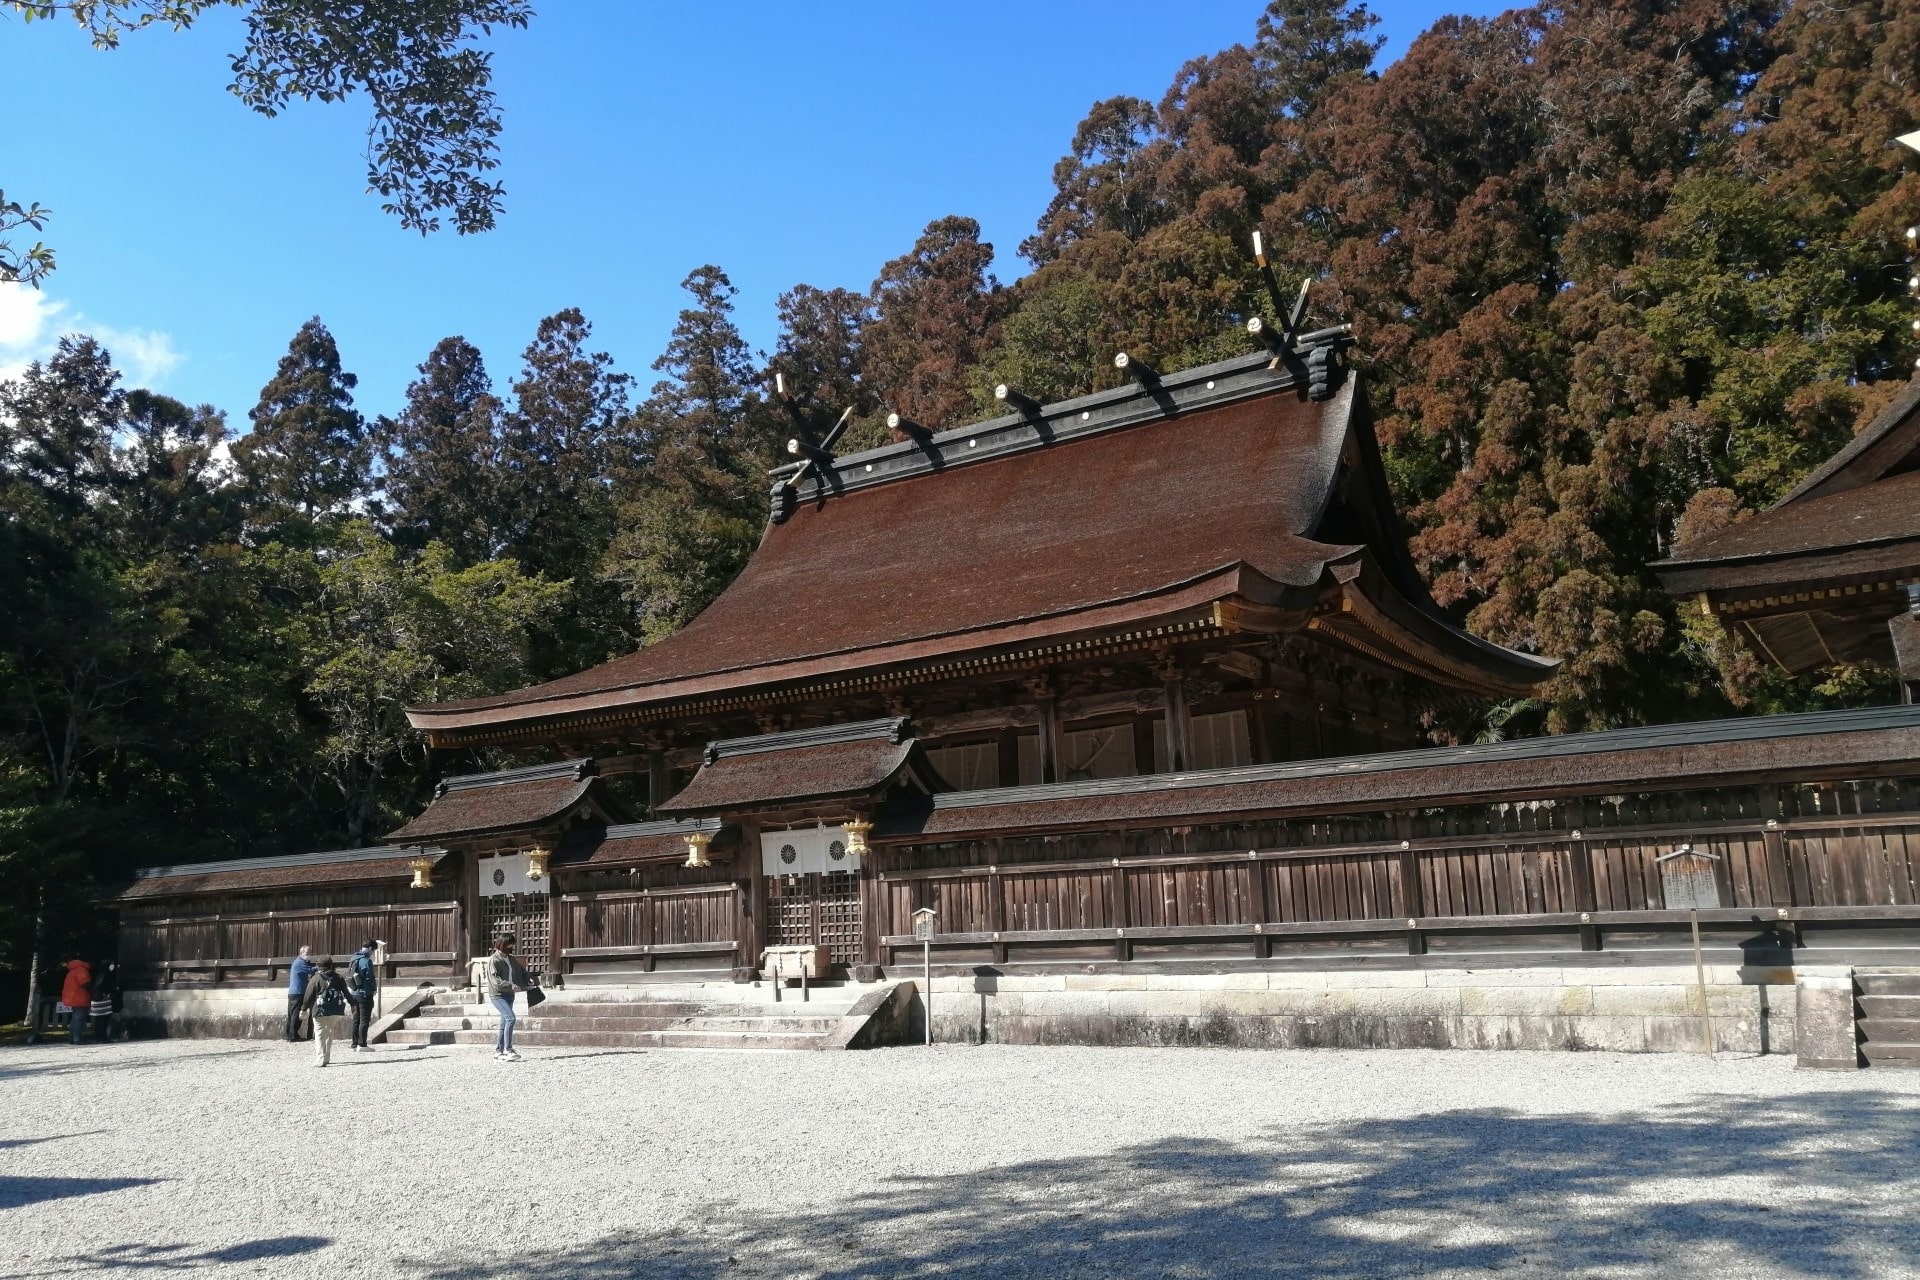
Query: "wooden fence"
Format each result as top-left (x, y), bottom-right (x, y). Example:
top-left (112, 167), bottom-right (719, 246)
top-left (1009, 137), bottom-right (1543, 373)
top-left (549, 861), bottom-right (741, 979)
top-left (874, 780), bottom-right (1920, 966)
top-left (119, 889), bottom-right (459, 987)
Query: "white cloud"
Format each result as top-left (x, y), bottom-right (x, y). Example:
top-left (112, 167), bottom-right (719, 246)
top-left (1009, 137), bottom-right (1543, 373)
top-left (0, 283), bottom-right (67, 382)
top-left (0, 282), bottom-right (182, 389)
top-left (89, 323), bottom-right (183, 387)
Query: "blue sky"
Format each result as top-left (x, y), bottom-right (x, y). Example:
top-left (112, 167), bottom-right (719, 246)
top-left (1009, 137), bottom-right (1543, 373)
top-left (2, 1), bottom-right (1502, 424)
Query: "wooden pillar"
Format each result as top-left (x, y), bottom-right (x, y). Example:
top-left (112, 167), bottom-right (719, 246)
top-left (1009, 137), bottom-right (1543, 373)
top-left (859, 851), bottom-right (882, 969)
top-left (739, 817), bottom-right (765, 979)
top-left (1158, 655), bottom-right (1192, 772)
top-left (1759, 787), bottom-right (1793, 907)
top-left (1393, 812), bottom-right (1424, 955)
top-left (1027, 676), bottom-right (1063, 784)
top-left (1569, 799), bottom-right (1600, 951)
top-left (997, 728), bottom-right (1021, 788)
top-left (647, 748), bottom-right (670, 818)
top-left (1132, 716), bottom-right (1158, 776)
top-left (458, 850), bottom-right (481, 968)
top-left (1249, 694), bottom-right (1273, 766)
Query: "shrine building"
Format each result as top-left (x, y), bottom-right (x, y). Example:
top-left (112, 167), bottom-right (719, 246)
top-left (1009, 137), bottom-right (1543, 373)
top-left (113, 328), bottom-right (1920, 1068)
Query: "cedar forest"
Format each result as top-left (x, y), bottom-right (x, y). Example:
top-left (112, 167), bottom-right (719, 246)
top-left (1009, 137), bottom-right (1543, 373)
top-left (3, 0), bottom-right (1918, 1004)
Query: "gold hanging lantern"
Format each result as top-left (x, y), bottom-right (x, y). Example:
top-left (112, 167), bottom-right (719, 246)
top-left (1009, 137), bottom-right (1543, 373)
top-left (684, 830), bottom-right (713, 869)
top-left (526, 846), bottom-right (551, 881)
top-left (843, 818), bottom-right (872, 858)
top-left (407, 855), bottom-right (435, 890)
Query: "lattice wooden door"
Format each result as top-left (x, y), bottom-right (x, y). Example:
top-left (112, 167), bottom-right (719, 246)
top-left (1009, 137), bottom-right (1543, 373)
top-left (481, 893), bottom-right (551, 978)
top-left (765, 871), bottom-right (862, 966)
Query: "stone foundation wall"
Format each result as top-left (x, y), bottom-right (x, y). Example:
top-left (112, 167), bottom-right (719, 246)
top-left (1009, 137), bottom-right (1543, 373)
top-left (922, 965), bottom-right (1797, 1055)
top-left (123, 987), bottom-right (290, 1039)
top-left (123, 985), bottom-right (418, 1040)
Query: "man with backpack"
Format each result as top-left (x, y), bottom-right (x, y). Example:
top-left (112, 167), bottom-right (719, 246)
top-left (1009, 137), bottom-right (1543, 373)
top-left (346, 938), bottom-right (380, 1052)
top-left (302, 958), bottom-right (352, 1066)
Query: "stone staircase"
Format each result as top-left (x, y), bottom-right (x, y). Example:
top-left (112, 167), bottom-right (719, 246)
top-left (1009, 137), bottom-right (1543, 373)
top-left (381, 981), bottom-right (910, 1052)
top-left (1857, 970), bottom-right (1920, 1068)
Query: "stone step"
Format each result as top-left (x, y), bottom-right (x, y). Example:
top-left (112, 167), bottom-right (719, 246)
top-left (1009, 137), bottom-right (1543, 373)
top-left (1859, 993), bottom-right (1920, 1019)
top-left (408, 1005), bottom-right (845, 1026)
top-left (1856, 972), bottom-right (1920, 997)
top-left (413, 997), bottom-right (862, 1018)
top-left (390, 1027), bottom-right (822, 1051)
top-left (1860, 1040), bottom-right (1920, 1065)
top-left (1858, 1018), bottom-right (1920, 1047)
top-left (397, 1012), bottom-right (839, 1034)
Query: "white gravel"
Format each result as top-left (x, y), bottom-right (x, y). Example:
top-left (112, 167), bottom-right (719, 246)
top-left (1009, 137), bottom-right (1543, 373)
top-left (3, 1038), bottom-right (1918, 1279)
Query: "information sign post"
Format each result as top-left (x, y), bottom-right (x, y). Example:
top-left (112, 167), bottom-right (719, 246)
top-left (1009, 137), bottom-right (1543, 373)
top-left (912, 907), bottom-right (937, 1047)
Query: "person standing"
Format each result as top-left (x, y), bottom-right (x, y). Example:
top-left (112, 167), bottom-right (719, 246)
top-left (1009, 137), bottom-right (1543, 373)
top-left (487, 935), bottom-right (526, 1062)
top-left (60, 957), bottom-right (93, 1045)
top-left (285, 945), bottom-right (317, 1042)
top-left (89, 960), bottom-right (119, 1043)
top-left (345, 938), bottom-right (379, 1053)
top-left (302, 959), bottom-right (352, 1067)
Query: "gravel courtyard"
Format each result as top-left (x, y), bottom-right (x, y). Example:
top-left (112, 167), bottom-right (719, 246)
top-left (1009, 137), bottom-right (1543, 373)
top-left (3, 1039), bottom-right (1917, 1279)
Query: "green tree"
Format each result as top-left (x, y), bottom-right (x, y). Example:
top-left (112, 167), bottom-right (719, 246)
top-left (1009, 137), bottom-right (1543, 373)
top-left (497, 307), bottom-right (635, 672)
top-left (3, 0), bottom-right (533, 283)
top-left (375, 335), bottom-right (506, 566)
top-left (767, 284), bottom-right (882, 450)
top-left (273, 523), bottom-right (564, 844)
top-left (233, 316), bottom-right (369, 540)
top-left (602, 266), bottom-right (775, 642)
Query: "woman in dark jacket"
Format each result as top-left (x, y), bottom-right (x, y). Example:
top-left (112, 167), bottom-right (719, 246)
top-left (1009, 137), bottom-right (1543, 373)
top-left (89, 961), bottom-right (120, 1042)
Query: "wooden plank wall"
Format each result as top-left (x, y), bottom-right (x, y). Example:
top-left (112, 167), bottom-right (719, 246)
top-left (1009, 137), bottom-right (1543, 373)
top-left (551, 859), bottom-right (741, 975)
top-left (876, 778), bottom-right (1920, 963)
top-left (118, 882), bottom-right (459, 988)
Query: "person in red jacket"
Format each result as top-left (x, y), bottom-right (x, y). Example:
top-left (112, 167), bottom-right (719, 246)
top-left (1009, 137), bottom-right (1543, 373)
top-left (60, 957), bottom-right (93, 1045)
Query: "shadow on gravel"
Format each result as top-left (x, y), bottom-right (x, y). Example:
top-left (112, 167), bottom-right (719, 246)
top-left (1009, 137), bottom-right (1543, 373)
top-left (47, 1235), bottom-right (329, 1271)
top-left (0, 1131), bottom-right (105, 1150)
top-left (0, 1175), bottom-right (164, 1209)
top-left (408, 1088), bottom-right (1920, 1280)
top-left (0, 1046), bottom-right (269, 1082)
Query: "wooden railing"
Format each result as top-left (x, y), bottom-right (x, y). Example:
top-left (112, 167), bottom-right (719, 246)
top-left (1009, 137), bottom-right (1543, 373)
top-left (120, 901), bottom-right (459, 986)
top-left (876, 805), bottom-right (1920, 965)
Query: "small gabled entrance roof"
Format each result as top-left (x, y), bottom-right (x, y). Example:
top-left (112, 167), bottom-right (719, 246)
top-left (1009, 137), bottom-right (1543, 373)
top-left (656, 718), bottom-right (943, 818)
top-left (385, 759), bottom-right (628, 844)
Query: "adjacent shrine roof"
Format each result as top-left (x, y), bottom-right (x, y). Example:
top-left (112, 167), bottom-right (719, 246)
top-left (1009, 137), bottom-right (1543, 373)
top-left (385, 759), bottom-right (625, 843)
top-left (657, 718), bottom-right (940, 818)
top-left (408, 340), bottom-right (1553, 745)
top-left (1653, 377), bottom-right (1920, 672)
top-left (879, 703), bottom-right (1920, 838)
top-left (115, 844), bottom-right (443, 900)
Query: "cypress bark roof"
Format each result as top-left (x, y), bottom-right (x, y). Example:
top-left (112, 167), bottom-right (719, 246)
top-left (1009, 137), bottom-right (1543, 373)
top-left (553, 818), bottom-right (734, 868)
top-left (385, 760), bottom-right (622, 842)
top-left (880, 704), bottom-right (1920, 838)
top-left (1655, 377), bottom-right (1920, 592)
top-left (116, 845), bottom-right (441, 900)
top-left (407, 346), bottom-right (1552, 743)
top-left (1652, 376), bottom-right (1920, 673)
top-left (657, 718), bottom-right (938, 817)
